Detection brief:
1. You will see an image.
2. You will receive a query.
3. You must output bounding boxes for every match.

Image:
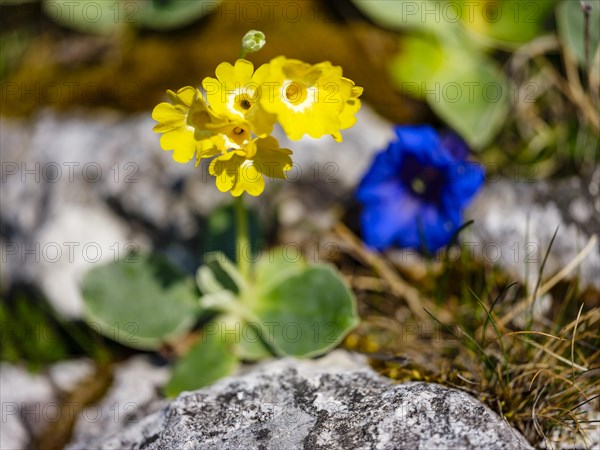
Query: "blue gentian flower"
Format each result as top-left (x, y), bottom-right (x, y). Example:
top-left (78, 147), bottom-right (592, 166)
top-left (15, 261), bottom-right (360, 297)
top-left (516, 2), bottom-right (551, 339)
top-left (356, 125), bottom-right (484, 253)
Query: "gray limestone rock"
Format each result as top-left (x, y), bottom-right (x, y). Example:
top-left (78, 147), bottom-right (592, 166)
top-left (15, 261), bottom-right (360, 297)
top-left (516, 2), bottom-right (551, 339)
top-left (0, 357), bottom-right (167, 450)
top-left (68, 355), bottom-right (169, 446)
top-left (0, 363), bottom-right (56, 449)
top-left (468, 173), bottom-right (600, 291)
top-left (47, 358), bottom-right (96, 393)
top-left (66, 352), bottom-right (532, 450)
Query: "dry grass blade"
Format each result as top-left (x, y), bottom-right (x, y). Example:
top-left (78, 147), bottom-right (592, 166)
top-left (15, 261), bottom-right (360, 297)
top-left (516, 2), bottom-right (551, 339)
top-left (570, 304), bottom-right (585, 380)
top-left (561, 308), bottom-right (600, 332)
top-left (532, 388), bottom-right (550, 446)
top-left (498, 234), bottom-right (597, 328)
top-left (524, 339), bottom-right (588, 372)
top-left (501, 331), bottom-right (564, 341)
top-left (333, 222), bottom-right (434, 322)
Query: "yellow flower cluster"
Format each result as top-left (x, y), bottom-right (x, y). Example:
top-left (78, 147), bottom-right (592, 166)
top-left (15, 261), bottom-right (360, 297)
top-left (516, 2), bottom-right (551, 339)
top-left (152, 57), bottom-right (362, 196)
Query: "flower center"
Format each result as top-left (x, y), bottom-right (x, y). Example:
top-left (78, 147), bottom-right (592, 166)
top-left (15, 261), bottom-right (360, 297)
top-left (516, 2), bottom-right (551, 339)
top-left (280, 80), bottom-right (317, 113)
top-left (229, 90), bottom-right (256, 117)
top-left (235, 92), bottom-right (254, 112)
top-left (222, 124), bottom-right (251, 150)
top-left (400, 155), bottom-right (447, 204)
top-left (240, 98), bottom-right (252, 110)
top-left (410, 178), bottom-right (426, 195)
top-left (284, 81), bottom-right (307, 105)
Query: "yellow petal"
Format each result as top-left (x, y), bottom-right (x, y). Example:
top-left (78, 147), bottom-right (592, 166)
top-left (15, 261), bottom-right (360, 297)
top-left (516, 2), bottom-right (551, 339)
top-left (166, 86), bottom-right (197, 109)
top-left (160, 128), bottom-right (196, 163)
top-left (215, 59), bottom-right (255, 86)
top-left (247, 105), bottom-right (276, 137)
top-left (152, 103), bottom-right (186, 132)
top-left (195, 139), bottom-right (220, 166)
top-left (209, 154), bottom-right (237, 192)
top-left (253, 137), bottom-right (293, 179)
top-left (232, 160), bottom-right (265, 197)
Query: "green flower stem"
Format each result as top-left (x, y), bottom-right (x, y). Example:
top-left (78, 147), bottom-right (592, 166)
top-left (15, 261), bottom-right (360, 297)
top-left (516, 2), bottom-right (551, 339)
top-left (235, 195), bottom-right (250, 279)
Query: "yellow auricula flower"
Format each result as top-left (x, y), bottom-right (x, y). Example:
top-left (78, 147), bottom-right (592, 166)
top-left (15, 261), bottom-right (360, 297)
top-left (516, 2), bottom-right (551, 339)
top-left (203, 59), bottom-right (277, 138)
top-left (204, 120), bottom-right (252, 155)
top-left (152, 86), bottom-right (231, 163)
top-left (255, 56), bottom-right (360, 141)
top-left (152, 51), bottom-right (363, 197)
top-left (209, 136), bottom-right (292, 197)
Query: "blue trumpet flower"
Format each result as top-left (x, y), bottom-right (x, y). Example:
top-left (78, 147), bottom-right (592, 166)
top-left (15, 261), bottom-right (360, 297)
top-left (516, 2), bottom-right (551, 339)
top-left (356, 125), bottom-right (484, 253)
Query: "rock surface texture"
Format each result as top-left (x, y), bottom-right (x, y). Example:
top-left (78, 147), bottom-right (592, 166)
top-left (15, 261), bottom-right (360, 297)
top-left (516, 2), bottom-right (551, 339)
top-left (67, 352), bottom-right (532, 450)
top-left (469, 172), bottom-right (600, 291)
top-left (0, 359), bottom-right (93, 450)
top-left (68, 355), bottom-right (169, 446)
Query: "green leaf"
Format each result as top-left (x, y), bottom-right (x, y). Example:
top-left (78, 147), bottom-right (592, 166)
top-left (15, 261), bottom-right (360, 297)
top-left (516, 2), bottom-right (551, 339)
top-left (42, 0), bottom-right (220, 34)
top-left (352, 0), bottom-right (446, 33)
top-left (557, 0), bottom-right (600, 66)
top-left (254, 246), bottom-right (307, 292)
top-left (42, 0), bottom-right (126, 35)
top-left (197, 252), bottom-right (245, 296)
top-left (250, 263), bottom-right (359, 358)
top-left (428, 61), bottom-right (510, 150)
top-left (353, 0), bottom-right (555, 47)
top-left (165, 319), bottom-right (239, 397)
top-left (233, 321), bottom-right (273, 361)
top-left (390, 32), bottom-right (509, 149)
top-left (82, 253), bottom-right (200, 350)
top-left (198, 290), bottom-right (237, 312)
top-left (137, 0), bottom-right (221, 31)
top-left (458, 0), bottom-right (556, 46)
top-left (389, 33), bottom-right (448, 100)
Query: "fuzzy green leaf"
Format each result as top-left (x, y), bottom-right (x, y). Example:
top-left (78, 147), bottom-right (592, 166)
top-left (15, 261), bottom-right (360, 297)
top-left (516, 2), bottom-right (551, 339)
top-left (251, 263), bottom-right (359, 358)
top-left (197, 252), bottom-right (245, 296)
top-left (165, 320), bottom-right (239, 397)
top-left (82, 253), bottom-right (200, 350)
